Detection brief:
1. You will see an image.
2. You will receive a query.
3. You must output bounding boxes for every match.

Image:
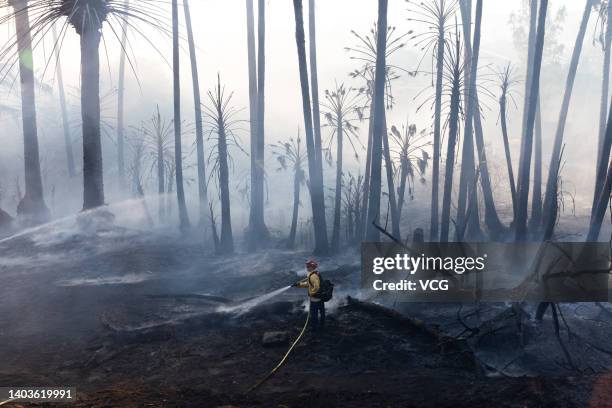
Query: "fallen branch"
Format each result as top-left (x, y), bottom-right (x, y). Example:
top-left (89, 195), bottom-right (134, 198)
top-left (551, 304), bottom-right (577, 370)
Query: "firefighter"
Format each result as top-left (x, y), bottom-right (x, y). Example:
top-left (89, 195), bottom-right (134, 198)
top-left (293, 259), bottom-right (325, 333)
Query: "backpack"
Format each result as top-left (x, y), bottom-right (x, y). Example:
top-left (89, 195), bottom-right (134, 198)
top-left (311, 272), bottom-right (334, 302)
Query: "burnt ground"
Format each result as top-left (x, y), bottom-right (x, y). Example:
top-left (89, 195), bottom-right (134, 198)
top-left (3, 297), bottom-right (611, 408)
top-left (0, 220), bottom-right (612, 407)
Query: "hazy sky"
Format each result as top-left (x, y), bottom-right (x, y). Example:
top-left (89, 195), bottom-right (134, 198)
top-left (0, 0), bottom-right (605, 228)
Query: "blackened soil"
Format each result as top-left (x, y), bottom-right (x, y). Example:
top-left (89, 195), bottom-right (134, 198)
top-left (1, 298), bottom-right (610, 408)
top-left (0, 229), bottom-right (610, 408)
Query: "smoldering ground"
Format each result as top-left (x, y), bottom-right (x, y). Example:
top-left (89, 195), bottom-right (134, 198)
top-left (0, 203), bottom-right (610, 406)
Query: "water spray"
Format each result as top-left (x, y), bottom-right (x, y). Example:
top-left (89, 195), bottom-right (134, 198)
top-left (216, 285), bottom-right (293, 315)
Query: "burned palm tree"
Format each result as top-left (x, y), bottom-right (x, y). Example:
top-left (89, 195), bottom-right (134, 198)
top-left (510, 0), bottom-right (545, 232)
top-left (588, 144), bottom-right (611, 241)
top-left (271, 132), bottom-right (307, 249)
top-left (245, 0), bottom-right (269, 250)
top-left (122, 126), bottom-right (154, 226)
top-left (127, 126), bottom-right (145, 196)
top-left (321, 82), bottom-right (365, 252)
top-left (171, 0), bottom-right (190, 231)
top-left (183, 0), bottom-right (209, 229)
top-left (309, 0), bottom-right (324, 187)
top-left (142, 106), bottom-right (174, 222)
top-left (388, 122), bottom-right (430, 220)
top-left (204, 75), bottom-right (245, 255)
top-left (464, 0), bottom-right (505, 239)
top-left (455, 0), bottom-right (486, 239)
top-left (346, 23), bottom-right (410, 240)
top-left (62, 1), bottom-right (120, 208)
top-left (496, 63), bottom-right (520, 220)
top-left (439, 34), bottom-right (465, 243)
top-left (407, 0), bottom-right (457, 241)
top-left (342, 172), bottom-right (364, 244)
top-left (1, 0), bottom-right (49, 224)
top-left (116, 0), bottom-right (129, 191)
top-left (0, 0), bottom-right (166, 211)
top-left (254, 0), bottom-right (268, 247)
top-left (541, 0), bottom-right (595, 237)
top-left (593, 97), bottom-right (612, 222)
top-left (165, 155), bottom-right (176, 217)
top-left (346, 25), bottom-right (407, 110)
top-left (594, 0), bottom-right (612, 205)
top-left (516, 0), bottom-right (548, 241)
top-left (454, 0), bottom-right (478, 239)
top-left (365, 0), bottom-right (390, 241)
top-left (293, 0), bottom-right (329, 254)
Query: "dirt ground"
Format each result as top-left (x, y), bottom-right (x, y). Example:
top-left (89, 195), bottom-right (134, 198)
top-left (1, 224), bottom-right (612, 407)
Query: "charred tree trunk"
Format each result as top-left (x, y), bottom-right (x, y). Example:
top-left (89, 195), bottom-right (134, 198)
top-left (466, 0), bottom-right (504, 238)
top-left (255, 0), bottom-right (267, 235)
top-left (456, 0), bottom-right (480, 239)
top-left (167, 167), bottom-right (175, 217)
top-left (500, 91), bottom-right (517, 218)
top-left (456, 0), bottom-right (472, 231)
top-left (588, 154), bottom-right (612, 242)
top-left (517, 0), bottom-right (537, 230)
top-left (288, 168), bottom-right (301, 249)
top-left (593, 96), bottom-right (612, 219)
top-left (309, 0), bottom-right (324, 171)
top-left (347, 180), bottom-right (363, 244)
top-left (52, 24), bottom-right (75, 179)
top-left (246, 0), bottom-right (258, 239)
top-left (597, 0), bottom-right (612, 165)
top-left (11, 0), bottom-right (49, 222)
top-left (172, 0), bottom-right (191, 231)
top-left (156, 108), bottom-right (165, 222)
top-left (440, 48), bottom-right (461, 243)
top-left (251, 0), bottom-right (269, 248)
top-left (358, 100), bottom-right (375, 240)
top-left (594, 2), bottom-right (612, 210)
top-left (430, 3), bottom-right (445, 241)
top-left (116, 0), bottom-right (129, 191)
top-left (515, 0), bottom-right (547, 240)
top-left (521, 0), bottom-right (543, 232)
top-left (216, 90), bottom-right (234, 254)
top-left (542, 0), bottom-right (594, 236)
top-left (397, 155), bottom-right (408, 219)
top-left (293, 0), bottom-right (329, 254)
top-left (331, 115), bottom-right (344, 252)
top-left (365, 0), bottom-right (389, 242)
top-left (209, 203), bottom-right (220, 252)
top-left (473, 96), bottom-right (504, 237)
top-left (518, 0), bottom-right (537, 184)
top-left (184, 0), bottom-right (209, 228)
top-left (80, 26), bottom-right (105, 210)
top-left (246, 0), bottom-right (269, 249)
top-left (382, 114), bottom-right (400, 238)
top-left (347, 204), bottom-right (354, 243)
top-left (529, 98), bottom-right (543, 228)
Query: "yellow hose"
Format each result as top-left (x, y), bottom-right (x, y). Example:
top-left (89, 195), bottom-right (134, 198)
top-left (246, 309), bottom-right (310, 394)
top-left (0, 399), bottom-right (15, 406)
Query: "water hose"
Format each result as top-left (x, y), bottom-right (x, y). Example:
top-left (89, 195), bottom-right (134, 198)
top-left (246, 309), bottom-right (310, 394)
